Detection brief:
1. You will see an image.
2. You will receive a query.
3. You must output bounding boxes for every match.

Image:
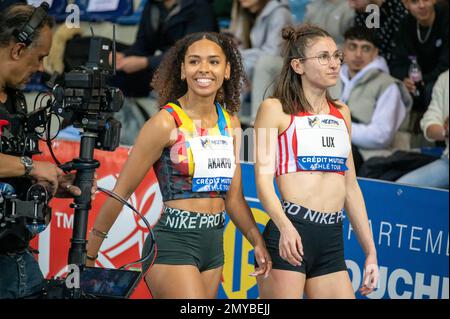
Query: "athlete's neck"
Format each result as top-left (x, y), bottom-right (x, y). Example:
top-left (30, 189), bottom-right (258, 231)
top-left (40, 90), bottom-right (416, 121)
top-left (179, 93), bottom-right (217, 123)
top-left (302, 83), bottom-right (328, 114)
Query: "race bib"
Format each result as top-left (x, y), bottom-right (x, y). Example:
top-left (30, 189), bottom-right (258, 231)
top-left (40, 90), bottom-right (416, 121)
top-left (190, 135), bottom-right (236, 192)
top-left (295, 115), bottom-right (350, 172)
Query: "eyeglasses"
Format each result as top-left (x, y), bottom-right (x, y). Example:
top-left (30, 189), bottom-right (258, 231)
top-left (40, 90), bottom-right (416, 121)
top-left (298, 51), bottom-right (344, 66)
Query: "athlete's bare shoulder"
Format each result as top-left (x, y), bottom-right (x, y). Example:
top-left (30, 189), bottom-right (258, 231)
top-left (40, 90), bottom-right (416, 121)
top-left (137, 106), bottom-right (178, 147)
top-left (258, 98), bottom-right (285, 115)
top-left (255, 98), bottom-right (291, 133)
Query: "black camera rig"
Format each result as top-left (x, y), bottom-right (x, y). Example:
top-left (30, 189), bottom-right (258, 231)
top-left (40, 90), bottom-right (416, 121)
top-left (0, 183), bottom-right (51, 240)
top-left (0, 11), bottom-right (154, 297)
top-left (52, 36), bottom-right (124, 152)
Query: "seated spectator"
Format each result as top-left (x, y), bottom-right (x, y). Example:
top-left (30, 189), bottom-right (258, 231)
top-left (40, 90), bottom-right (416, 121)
top-left (329, 26), bottom-right (412, 171)
top-left (114, 0), bottom-right (218, 97)
top-left (396, 70), bottom-right (449, 189)
top-left (228, 0), bottom-right (292, 121)
top-left (349, 0), bottom-right (408, 64)
top-left (389, 0), bottom-right (448, 111)
top-left (304, 0), bottom-right (355, 46)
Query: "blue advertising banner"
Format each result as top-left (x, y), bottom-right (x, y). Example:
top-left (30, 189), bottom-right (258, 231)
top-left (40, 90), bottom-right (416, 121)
top-left (218, 163), bottom-right (449, 299)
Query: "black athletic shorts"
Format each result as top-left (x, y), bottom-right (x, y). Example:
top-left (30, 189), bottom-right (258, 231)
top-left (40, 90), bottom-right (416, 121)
top-left (257, 200), bottom-right (348, 279)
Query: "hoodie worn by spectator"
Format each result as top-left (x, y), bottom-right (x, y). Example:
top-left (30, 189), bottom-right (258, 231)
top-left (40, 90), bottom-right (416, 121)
top-left (329, 56), bottom-right (413, 160)
top-left (420, 70), bottom-right (449, 159)
top-left (233, 0), bottom-right (292, 80)
top-left (396, 70), bottom-right (449, 189)
top-left (304, 0), bottom-right (355, 46)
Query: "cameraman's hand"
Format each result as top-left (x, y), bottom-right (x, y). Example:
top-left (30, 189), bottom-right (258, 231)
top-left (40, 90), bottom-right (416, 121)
top-left (116, 56), bottom-right (148, 74)
top-left (55, 173), bottom-right (98, 200)
top-left (29, 161), bottom-right (64, 196)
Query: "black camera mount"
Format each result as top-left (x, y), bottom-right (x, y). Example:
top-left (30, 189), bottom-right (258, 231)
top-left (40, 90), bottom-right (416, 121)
top-left (48, 32), bottom-right (124, 298)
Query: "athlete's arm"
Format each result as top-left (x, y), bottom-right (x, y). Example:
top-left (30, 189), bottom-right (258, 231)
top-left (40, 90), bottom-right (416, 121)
top-left (253, 99), bottom-right (303, 267)
top-left (225, 114), bottom-right (271, 278)
top-left (339, 102), bottom-right (379, 295)
top-left (86, 109), bottom-right (177, 265)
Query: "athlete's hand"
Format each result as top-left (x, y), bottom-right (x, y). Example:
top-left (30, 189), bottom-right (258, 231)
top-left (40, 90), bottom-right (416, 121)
top-left (279, 223), bottom-right (304, 266)
top-left (359, 253), bottom-right (379, 296)
top-left (250, 241), bottom-right (272, 279)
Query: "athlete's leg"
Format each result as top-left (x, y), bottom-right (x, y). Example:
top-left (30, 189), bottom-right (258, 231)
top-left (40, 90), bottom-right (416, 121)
top-left (200, 266), bottom-right (224, 299)
top-left (145, 264), bottom-right (208, 298)
top-left (305, 270), bottom-right (355, 299)
top-left (257, 269), bottom-right (306, 299)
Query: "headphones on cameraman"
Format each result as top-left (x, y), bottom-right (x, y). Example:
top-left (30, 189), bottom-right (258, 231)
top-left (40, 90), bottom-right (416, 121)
top-left (12, 1), bottom-right (50, 47)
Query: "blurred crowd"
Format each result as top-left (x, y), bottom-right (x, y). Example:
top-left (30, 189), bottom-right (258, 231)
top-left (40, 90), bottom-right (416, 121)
top-left (1, 0), bottom-right (448, 189)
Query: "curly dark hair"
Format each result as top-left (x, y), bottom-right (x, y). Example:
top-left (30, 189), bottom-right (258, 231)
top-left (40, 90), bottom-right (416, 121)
top-left (151, 32), bottom-right (246, 115)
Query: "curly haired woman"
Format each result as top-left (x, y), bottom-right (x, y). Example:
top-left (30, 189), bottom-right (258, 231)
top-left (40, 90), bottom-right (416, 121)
top-left (86, 32), bottom-right (271, 298)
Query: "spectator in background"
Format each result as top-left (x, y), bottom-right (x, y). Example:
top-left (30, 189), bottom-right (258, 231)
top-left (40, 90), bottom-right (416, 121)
top-left (349, 0), bottom-right (408, 64)
top-left (389, 0), bottom-right (448, 111)
top-left (228, 0), bottom-right (292, 122)
top-left (329, 26), bottom-right (412, 172)
top-left (114, 0), bottom-right (218, 97)
top-left (0, 0), bottom-right (25, 11)
top-left (396, 70), bottom-right (449, 189)
top-left (304, 0), bottom-right (355, 46)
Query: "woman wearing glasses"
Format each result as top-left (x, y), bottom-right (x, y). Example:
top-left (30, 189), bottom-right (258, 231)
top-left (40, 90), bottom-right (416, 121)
top-left (253, 24), bottom-right (379, 298)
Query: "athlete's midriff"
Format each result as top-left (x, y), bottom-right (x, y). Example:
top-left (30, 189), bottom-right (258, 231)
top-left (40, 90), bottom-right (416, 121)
top-left (276, 171), bottom-right (346, 213)
top-left (164, 197), bottom-right (226, 215)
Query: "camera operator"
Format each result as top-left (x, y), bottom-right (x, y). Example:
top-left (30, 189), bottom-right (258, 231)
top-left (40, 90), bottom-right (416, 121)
top-left (0, 4), bottom-right (85, 299)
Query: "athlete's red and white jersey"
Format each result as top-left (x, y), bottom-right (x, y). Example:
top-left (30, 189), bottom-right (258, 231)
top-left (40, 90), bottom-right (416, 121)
top-left (276, 103), bottom-right (351, 177)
